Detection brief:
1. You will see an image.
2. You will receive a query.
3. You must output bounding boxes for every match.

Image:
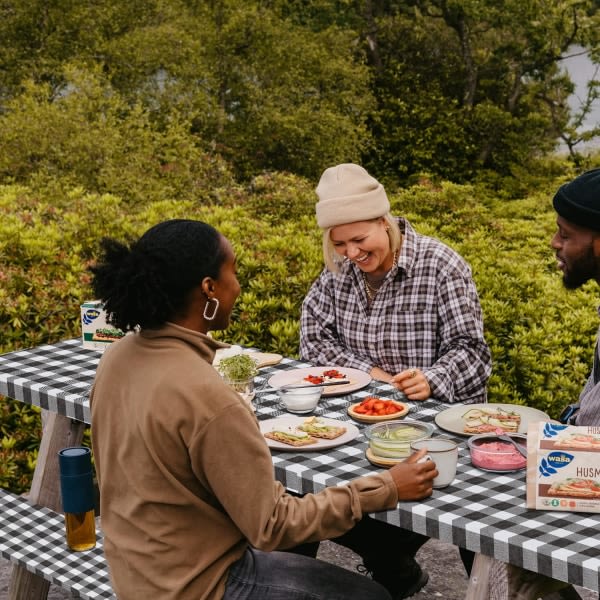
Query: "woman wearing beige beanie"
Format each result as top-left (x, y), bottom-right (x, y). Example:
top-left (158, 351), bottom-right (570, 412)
top-left (298, 163), bottom-right (492, 598)
top-left (301, 163), bottom-right (490, 402)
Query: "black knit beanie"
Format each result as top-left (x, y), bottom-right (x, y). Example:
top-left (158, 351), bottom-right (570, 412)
top-left (553, 168), bottom-right (600, 231)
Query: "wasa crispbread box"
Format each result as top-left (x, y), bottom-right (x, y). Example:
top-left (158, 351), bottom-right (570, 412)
top-left (80, 301), bottom-right (125, 351)
top-left (526, 422), bottom-right (600, 513)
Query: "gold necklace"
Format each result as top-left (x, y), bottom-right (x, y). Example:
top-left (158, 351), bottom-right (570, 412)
top-left (362, 249), bottom-right (399, 302)
top-left (362, 273), bottom-right (379, 301)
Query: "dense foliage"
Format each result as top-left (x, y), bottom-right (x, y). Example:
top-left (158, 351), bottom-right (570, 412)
top-left (1, 0), bottom-right (600, 496)
top-left (2, 171), bottom-right (599, 492)
top-left (0, 0), bottom-right (599, 192)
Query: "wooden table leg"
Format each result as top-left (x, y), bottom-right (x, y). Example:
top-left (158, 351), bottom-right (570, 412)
top-left (8, 410), bottom-right (85, 600)
top-left (466, 553), bottom-right (494, 599)
top-left (466, 552), bottom-right (571, 600)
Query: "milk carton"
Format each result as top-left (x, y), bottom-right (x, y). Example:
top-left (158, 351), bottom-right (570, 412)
top-left (80, 301), bottom-right (125, 351)
top-left (526, 422), bottom-right (600, 513)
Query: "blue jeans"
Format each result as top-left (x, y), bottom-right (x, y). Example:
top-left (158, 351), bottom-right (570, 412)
top-left (222, 547), bottom-right (392, 600)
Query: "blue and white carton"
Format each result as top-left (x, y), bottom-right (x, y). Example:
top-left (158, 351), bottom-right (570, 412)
top-left (80, 301), bottom-right (124, 351)
top-left (526, 422), bottom-right (600, 513)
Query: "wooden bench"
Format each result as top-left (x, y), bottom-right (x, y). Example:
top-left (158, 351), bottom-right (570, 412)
top-left (0, 487), bottom-right (115, 599)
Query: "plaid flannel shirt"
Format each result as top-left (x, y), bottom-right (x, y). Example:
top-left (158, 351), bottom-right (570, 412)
top-left (300, 218), bottom-right (491, 404)
top-left (572, 316), bottom-right (600, 426)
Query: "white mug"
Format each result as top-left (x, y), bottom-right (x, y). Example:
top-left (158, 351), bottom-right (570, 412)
top-left (411, 437), bottom-right (459, 488)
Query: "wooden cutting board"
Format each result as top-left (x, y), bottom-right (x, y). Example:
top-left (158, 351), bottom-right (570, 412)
top-left (249, 352), bottom-right (283, 368)
top-left (213, 349), bottom-right (283, 369)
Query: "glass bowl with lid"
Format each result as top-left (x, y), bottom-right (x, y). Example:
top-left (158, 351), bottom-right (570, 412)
top-left (364, 420), bottom-right (435, 459)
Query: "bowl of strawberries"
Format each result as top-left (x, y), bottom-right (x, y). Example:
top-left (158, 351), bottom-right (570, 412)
top-left (347, 396), bottom-right (410, 423)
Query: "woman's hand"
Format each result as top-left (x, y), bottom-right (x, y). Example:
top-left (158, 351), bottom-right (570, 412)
top-left (388, 448), bottom-right (437, 500)
top-left (391, 368), bottom-right (431, 400)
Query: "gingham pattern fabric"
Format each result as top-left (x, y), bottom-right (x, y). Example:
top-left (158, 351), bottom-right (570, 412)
top-left (0, 489), bottom-right (115, 599)
top-left (0, 339), bottom-right (599, 593)
top-left (299, 218), bottom-right (492, 404)
top-left (0, 339), bottom-right (99, 423)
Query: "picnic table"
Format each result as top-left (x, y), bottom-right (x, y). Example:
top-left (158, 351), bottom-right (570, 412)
top-left (0, 338), bottom-right (599, 599)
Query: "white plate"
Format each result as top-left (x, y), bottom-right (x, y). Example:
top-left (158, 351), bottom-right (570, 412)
top-left (267, 366), bottom-right (371, 397)
top-left (435, 403), bottom-right (550, 436)
top-left (260, 416), bottom-right (360, 451)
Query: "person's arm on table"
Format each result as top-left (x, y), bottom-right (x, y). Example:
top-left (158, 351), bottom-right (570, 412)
top-left (195, 405), bottom-right (436, 551)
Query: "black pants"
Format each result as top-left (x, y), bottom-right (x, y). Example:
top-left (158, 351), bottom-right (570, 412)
top-left (290, 515), bottom-right (473, 577)
top-left (289, 515), bottom-right (427, 568)
top-left (332, 515), bottom-right (428, 568)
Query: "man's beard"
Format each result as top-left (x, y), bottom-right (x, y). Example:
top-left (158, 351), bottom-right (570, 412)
top-left (563, 247), bottom-right (600, 289)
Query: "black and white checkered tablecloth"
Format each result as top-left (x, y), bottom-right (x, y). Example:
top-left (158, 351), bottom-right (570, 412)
top-left (0, 338), bottom-right (100, 423)
top-left (0, 338), bottom-right (599, 592)
top-left (0, 489), bottom-right (115, 599)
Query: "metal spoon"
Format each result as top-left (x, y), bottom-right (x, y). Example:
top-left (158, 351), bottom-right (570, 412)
top-left (497, 434), bottom-right (528, 458)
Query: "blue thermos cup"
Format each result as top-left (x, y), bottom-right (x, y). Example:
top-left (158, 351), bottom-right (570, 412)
top-left (58, 446), bottom-right (96, 551)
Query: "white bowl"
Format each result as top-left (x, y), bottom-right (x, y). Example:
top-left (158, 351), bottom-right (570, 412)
top-left (277, 386), bottom-right (323, 413)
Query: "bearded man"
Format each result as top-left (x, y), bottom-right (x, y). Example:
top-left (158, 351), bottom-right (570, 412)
top-left (552, 167), bottom-right (600, 427)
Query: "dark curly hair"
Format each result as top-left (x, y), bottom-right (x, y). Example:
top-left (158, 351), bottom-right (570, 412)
top-left (89, 219), bottom-right (225, 331)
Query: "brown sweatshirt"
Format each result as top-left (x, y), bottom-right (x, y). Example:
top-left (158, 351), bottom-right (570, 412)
top-left (90, 322), bottom-right (397, 600)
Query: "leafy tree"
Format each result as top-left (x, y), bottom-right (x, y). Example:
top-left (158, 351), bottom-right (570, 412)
top-left (0, 65), bottom-right (234, 205)
top-left (100, 1), bottom-right (375, 178)
top-left (359, 0), bottom-right (600, 182)
top-left (0, 0), bottom-right (375, 181)
top-left (0, 0), bottom-right (161, 98)
top-left (552, 47), bottom-right (600, 162)
top-left (1, 0), bottom-right (599, 186)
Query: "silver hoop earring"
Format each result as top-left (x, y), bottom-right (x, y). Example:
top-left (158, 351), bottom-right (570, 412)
top-left (203, 298), bottom-right (220, 321)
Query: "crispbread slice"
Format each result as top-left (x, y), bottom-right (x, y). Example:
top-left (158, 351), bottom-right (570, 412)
top-left (264, 431), bottom-right (317, 446)
top-left (297, 424), bottom-right (346, 439)
top-left (463, 423), bottom-right (519, 434)
top-left (548, 480), bottom-right (600, 498)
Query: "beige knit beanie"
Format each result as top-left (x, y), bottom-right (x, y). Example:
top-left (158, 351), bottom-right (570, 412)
top-left (315, 163), bottom-right (390, 229)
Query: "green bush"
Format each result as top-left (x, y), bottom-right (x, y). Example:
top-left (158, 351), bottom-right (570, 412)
top-left (0, 67), bottom-right (235, 207)
top-left (1, 174), bottom-right (598, 492)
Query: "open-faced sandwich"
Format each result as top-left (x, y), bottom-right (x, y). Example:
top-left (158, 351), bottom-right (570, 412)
top-left (303, 369), bottom-right (350, 385)
top-left (297, 416), bottom-right (346, 439)
top-left (462, 407), bottom-right (521, 434)
top-left (92, 327), bottom-right (125, 342)
top-left (264, 429), bottom-right (317, 447)
top-left (547, 477), bottom-right (600, 498)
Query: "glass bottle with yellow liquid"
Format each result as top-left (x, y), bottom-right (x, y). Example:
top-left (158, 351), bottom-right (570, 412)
top-left (58, 447), bottom-right (96, 551)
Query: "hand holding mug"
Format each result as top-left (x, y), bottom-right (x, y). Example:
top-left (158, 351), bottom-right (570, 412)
top-left (388, 448), bottom-right (438, 500)
top-left (410, 438), bottom-right (459, 488)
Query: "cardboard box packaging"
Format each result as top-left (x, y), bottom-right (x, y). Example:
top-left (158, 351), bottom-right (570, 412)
top-left (526, 422), bottom-right (600, 513)
top-left (80, 301), bottom-right (125, 351)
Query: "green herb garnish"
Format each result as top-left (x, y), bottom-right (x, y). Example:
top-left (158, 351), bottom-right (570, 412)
top-left (218, 354), bottom-right (258, 381)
